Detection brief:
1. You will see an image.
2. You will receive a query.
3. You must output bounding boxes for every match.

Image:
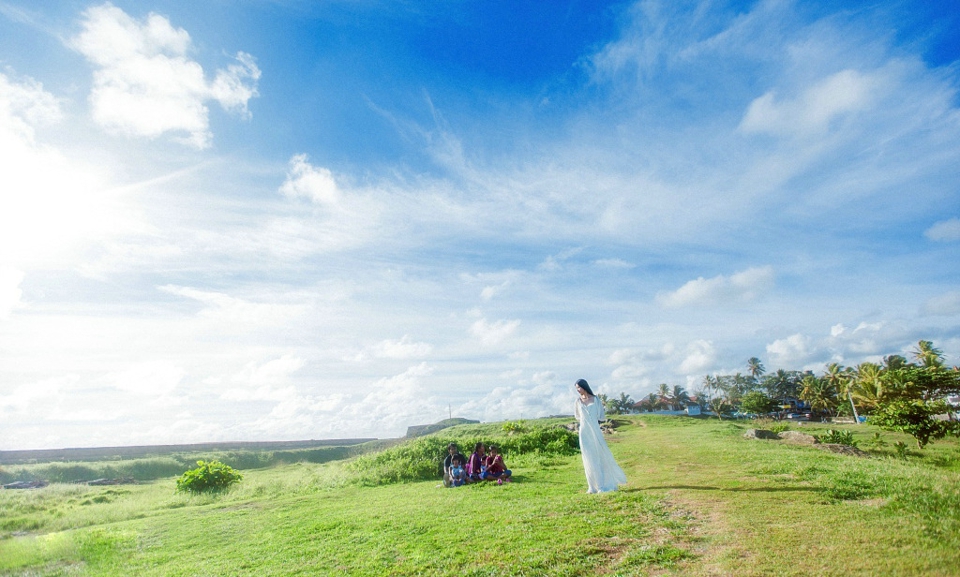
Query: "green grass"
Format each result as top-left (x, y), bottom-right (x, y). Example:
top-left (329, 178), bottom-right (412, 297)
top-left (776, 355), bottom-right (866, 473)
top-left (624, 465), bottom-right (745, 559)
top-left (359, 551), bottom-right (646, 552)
top-left (2, 416), bottom-right (959, 576)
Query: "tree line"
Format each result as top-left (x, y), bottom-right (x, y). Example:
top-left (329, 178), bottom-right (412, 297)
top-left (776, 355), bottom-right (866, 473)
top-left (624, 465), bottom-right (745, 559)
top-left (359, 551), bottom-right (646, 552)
top-left (601, 340), bottom-right (960, 450)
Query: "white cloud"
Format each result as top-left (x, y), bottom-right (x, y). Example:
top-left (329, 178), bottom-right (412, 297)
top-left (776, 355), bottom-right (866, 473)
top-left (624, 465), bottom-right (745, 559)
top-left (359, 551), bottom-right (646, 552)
top-left (481, 281), bottom-right (509, 301)
top-left (923, 291), bottom-right (960, 317)
top-left (470, 317), bottom-right (521, 346)
top-left (333, 363), bottom-right (442, 435)
top-left (0, 71), bottom-right (125, 267)
top-left (0, 375), bottom-right (78, 413)
top-left (0, 72), bottom-right (61, 143)
top-left (221, 355), bottom-right (305, 401)
top-left (925, 218), bottom-right (960, 242)
top-left (158, 285), bottom-right (307, 329)
top-left (608, 343), bottom-right (676, 382)
top-left (739, 69), bottom-right (880, 137)
top-left (593, 258), bottom-right (634, 269)
top-left (459, 376), bottom-right (570, 423)
top-left (678, 340), bottom-right (716, 374)
top-left (72, 3), bottom-right (260, 148)
top-left (657, 266), bottom-right (774, 308)
top-left (279, 154), bottom-right (340, 205)
top-left (368, 335), bottom-right (433, 360)
top-left (0, 267), bottom-right (24, 319)
top-left (109, 361), bottom-right (184, 395)
top-left (766, 333), bottom-right (812, 366)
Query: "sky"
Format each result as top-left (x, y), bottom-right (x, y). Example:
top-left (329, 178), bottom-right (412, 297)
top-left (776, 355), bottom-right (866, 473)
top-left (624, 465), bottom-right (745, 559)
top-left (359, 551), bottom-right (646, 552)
top-left (1, 0), bottom-right (958, 450)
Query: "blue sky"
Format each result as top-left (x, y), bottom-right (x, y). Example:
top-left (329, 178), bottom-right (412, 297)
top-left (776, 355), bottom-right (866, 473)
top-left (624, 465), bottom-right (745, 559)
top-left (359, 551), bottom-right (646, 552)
top-left (1, 0), bottom-right (958, 449)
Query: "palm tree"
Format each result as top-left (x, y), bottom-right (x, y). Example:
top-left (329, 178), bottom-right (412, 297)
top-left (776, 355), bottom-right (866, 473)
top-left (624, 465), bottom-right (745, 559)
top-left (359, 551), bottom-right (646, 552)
top-left (913, 340), bottom-right (945, 369)
top-left (646, 392), bottom-right (659, 412)
top-left (615, 392), bottom-right (635, 414)
top-left (656, 383), bottom-right (672, 410)
top-left (747, 357), bottom-right (765, 383)
top-left (763, 369), bottom-right (791, 404)
top-left (850, 362), bottom-right (884, 412)
top-left (671, 385), bottom-right (691, 410)
top-left (799, 374), bottom-right (838, 415)
top-left (824, 362), bottom-right (858, 422)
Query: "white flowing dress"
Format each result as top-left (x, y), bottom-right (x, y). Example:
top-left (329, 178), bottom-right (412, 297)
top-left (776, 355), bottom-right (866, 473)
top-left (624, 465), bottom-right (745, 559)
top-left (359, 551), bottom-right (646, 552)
top-left (575, 396), bottom-right (627, 493)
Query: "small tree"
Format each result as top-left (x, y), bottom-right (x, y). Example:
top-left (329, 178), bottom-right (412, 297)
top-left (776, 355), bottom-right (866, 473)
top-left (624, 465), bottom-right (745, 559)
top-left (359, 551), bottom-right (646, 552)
top-left (868, 341), bottom-right (960, 449)
top-left (740, 391), bottom-right (777, 416)
top-left (870, 399), bottom-right (959, 449)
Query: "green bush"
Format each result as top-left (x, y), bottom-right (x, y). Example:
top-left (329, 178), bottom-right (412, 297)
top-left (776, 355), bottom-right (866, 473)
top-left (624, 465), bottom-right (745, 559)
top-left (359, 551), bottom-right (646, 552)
top-left (817, 429), bottom-right (857, 447)
top-left (502, 421), bottom-right (528, 434)
top-left (769, 422), bottom-right (790, 434)
top-left (175, 460), bottom-right (243, 494)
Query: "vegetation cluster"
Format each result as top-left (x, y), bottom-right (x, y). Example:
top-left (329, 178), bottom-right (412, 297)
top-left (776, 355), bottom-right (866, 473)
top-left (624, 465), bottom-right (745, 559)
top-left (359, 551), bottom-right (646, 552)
top-left (348, 423), bottom-right (579, 485)
top-left (602, 340), bottom-right (960, 450)
top-left (175, 460), bottom-right (243, 494)
top-left (0, 444), bottom-right (362, 486)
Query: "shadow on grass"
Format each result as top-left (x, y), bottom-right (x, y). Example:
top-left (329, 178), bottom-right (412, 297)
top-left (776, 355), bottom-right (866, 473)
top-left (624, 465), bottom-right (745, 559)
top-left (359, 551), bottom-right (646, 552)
top-left (632, 485), bottom-right (821, 493)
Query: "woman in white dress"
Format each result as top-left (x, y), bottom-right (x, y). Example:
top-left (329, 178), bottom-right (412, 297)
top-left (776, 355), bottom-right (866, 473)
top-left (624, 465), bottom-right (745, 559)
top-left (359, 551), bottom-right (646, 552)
top-left (574, 378), bottom-right (627, 493)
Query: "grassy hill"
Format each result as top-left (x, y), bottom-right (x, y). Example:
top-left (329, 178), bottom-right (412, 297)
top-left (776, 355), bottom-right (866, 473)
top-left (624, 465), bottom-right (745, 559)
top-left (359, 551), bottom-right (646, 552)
top-left (1, 415), bottom-right (959, 576)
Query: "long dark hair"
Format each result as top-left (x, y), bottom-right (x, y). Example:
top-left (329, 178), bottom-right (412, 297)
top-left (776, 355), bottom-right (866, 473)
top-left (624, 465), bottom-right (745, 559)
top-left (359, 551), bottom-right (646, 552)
top-left (575, 378), bottom-right (595, 396)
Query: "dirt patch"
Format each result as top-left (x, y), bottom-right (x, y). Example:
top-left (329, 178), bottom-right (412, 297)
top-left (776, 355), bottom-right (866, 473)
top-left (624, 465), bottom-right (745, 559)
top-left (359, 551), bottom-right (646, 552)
top-left (816, 444), bottom-right (871, 457)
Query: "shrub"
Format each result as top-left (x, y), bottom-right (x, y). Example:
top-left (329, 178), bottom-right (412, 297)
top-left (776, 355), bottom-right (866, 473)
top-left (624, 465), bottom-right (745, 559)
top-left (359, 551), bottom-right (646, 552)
top-left (817, 429), bottom-right (857, 447)
top-left (769, 422), bottom-right (790, 434)
top-left (502, 421), bottom-right (528, 434)
top-left (893, 441), bottom-right (909, 459)
top-left (175, 460), bottom-right (243, 494)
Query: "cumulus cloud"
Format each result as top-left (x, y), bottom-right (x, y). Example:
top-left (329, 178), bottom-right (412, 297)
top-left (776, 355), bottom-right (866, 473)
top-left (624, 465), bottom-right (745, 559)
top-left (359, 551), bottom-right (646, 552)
top-left (470, 317), bottom-right (521, 346)
top-left (279, 154), bottom-right (340, 205)
top-left (678, 340), bottom-right (716, 374)
top-left (922, 291), bottom-right (960, 317)
top-left (330, 363), bottom-right (443, 435)
top-left (925, 218), bottom-right (960, 242)
top-left (766, 333), bottom-right (812, 366)
top-left (739, 69), bottom-right (880, 137)
top-left (459, 374), bottom-right (569, 423)
top-left (0, 71), bottom-right (123, 266)
top-left (0, 72), bottom-right (61, 143)
top-left (657, 266), bottom-right (774, 308)
top-left (608, 343), bottom-right (676, 382)
top-left (72, 3), bottom-right (260, 148)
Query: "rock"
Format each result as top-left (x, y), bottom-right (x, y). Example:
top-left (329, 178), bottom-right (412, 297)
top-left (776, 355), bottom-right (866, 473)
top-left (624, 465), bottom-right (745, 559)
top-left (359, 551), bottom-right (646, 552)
top-left (778, 431), bottom-right (819, 445)
top-left (87, 477), bottom-right (135, 486)
top-left (743, 429), bottom-right (779, 440)
top-left (2, 480), bottom-right (48, 489)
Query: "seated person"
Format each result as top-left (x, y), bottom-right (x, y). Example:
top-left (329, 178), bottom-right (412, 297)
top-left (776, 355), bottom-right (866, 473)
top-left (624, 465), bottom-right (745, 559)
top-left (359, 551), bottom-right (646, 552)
top-left (442, 443), bottom-right (467, 487)
top-left (448, 455), bottom-right (468, 487)
top-left (466, 442), bottom-right (486, 481)
top-left (482, 445), bottom-right (512, 482)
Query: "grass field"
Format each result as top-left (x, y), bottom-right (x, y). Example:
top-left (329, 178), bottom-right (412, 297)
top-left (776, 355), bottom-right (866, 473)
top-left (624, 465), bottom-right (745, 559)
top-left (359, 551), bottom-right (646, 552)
top-left (2, 416), bottom-right (959, 576)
